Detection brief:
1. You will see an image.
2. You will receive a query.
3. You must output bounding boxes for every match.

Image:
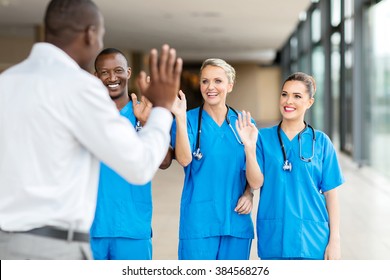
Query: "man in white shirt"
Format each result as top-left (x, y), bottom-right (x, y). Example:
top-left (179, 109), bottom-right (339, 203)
top-left (0, 0), bottom-right (182, 259)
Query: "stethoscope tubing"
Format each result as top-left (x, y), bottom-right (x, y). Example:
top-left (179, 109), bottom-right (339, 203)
top-left (193, 103), bottom-right (240, 160)
top-left (277, 121), bottom-right (316, 171)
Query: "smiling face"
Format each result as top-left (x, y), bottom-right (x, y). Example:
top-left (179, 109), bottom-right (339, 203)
top-left (95, 52), bottom-right (131, 100)
top-left (200, 65), bottom-right (233, 107)
top-left (279, 80), bottom-right (314, 122)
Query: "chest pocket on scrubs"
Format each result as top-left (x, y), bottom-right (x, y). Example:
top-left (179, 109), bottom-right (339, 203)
top-left (294, 131), bottom-right (323, 193)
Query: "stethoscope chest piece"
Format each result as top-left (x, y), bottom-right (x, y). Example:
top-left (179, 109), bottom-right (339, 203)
top-left (193, 148), bottom-right (203, 160)
top-left (283, 160), bottom-right (292, 172)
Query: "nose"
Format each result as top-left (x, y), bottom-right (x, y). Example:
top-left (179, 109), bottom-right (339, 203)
top-left (108, 71), bottom-right (117, 81)
top-left (207, 81), bottom-right (215, 89)
top-left (286, 94), bottom-right (293, 104)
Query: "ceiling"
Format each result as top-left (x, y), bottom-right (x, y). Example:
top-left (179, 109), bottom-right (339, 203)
top-left (0, 0), bottom-right (312, 64)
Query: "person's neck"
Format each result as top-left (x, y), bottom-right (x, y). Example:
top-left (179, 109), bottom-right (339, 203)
top-left (280, 119), bottom-right (306, 140)
top-left (204, 103), bottom-right (228, 126)
top-left (114, 93), bottom-right (130, 111)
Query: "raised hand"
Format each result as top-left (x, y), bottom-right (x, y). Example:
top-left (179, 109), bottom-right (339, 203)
top-left (137, 44), bottom-right (183, 110)
top-left (171, 90), bottom-right (187, 118)
top-left (235, 110), bottom-right (258, 148)
top-left (131, 93), bottom-right (152, 125)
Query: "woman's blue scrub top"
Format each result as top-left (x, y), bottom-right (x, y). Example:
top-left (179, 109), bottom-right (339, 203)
top-left (90, 102), bottom-right (152, 239)
top-left (256, 125), bottom-right (344, 259)
top-left (171, 106), bottom-right (261, 240)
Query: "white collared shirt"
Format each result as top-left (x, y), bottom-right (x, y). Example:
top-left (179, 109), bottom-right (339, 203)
top-left (0, 43), bottom-right (172, 232)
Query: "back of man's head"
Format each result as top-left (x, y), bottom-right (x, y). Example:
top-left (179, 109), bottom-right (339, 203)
top-left (44, 0), bottom-right (104, 71)
top-left (44, 0), bottom-right (99, 45)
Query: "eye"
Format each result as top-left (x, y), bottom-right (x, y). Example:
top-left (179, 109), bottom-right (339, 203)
top-left (281, 92), bottom-right (287, 97)
top-left (115, 69), bottom-right (124, 74)
top-left (201, 79), bottom-right (209, 85)
top-left (215, 79), bottom-right (222, 84)
top-left (294, 95), bottom-right (302, 99)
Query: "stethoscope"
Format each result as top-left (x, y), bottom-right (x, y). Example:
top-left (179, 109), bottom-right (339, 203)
top-left (129, 99), bottom-right (142, 132)
top-left (193, 103), bottom-right (242, 160)
top-left (135, 120), bottom-right (142, 132)
top-left (277, 121), bottom-right (316, 172)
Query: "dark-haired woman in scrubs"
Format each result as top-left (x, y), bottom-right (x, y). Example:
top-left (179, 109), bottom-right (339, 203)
top-left (256, 72), bottom-right (344, 260)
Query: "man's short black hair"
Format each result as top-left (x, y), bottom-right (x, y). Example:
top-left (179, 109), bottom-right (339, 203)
top-left (44, 0), bottom-right (99, 40)
top-left (94, 48), bottom-right (128, 72)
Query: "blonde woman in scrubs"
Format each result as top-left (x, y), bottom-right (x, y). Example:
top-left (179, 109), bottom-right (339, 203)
top-left (256, 72), bottom-right (344, 260)
top-left (171, 58), bottom-right (264, 260)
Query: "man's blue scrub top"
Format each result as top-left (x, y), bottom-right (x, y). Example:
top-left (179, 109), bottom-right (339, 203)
top-left (90, 102), bottom-right (152, 239)
top-left (256, 125), bottom-right (344, 259)
top-left (171, 106), bottom-right (261, 240)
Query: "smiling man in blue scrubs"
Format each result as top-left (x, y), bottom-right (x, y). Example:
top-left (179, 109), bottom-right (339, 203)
top-left (90, 48), bottom-right (173, 260)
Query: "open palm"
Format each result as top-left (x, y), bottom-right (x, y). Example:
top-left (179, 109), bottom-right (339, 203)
top-left (236, 110), bottom-right (258, 147)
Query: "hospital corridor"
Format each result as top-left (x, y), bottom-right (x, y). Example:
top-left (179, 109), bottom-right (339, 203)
top-left (1, 0), bottom-right (390, 263)
top-left (151, 151), bottom-right (390, 260)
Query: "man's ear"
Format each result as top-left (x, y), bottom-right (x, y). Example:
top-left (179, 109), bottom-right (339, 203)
top-left (84, 25), bottom-right (96, 46)
top-left (127, 67), bottom-right (132, 79)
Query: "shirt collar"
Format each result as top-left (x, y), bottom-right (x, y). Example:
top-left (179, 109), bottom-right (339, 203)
top-left (29, 42), bottom-right (81, 70)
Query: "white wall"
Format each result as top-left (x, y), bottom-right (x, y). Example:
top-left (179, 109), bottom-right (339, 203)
top-left (228, 63), bottom-right (281, 126)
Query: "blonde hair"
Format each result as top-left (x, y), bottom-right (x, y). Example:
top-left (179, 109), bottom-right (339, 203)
top-left (200, 58), bottom-right (236, 84)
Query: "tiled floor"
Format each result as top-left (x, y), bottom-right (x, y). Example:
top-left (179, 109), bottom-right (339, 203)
top-left (151, 152), bottom-right (390, 260)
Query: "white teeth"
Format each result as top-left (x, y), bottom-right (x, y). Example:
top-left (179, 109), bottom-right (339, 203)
top-left (108, 84), bottom-right (119, 88)
top-left (285, 107), bottom-right (295, 112)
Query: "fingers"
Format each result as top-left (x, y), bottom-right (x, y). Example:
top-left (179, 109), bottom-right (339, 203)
top-left (246, 111), bottom-right (255, 128)
top-left (158, 45), bottom-right (169, 80)
top-left (138, 44), bottom-right (183, 109)
top-left (166, 48), bottom-right (176, 78)
top-left (178, 90), bottom-right (186, 100)
top-left (174, 57), bottom-right (183, 84)
top-left (148, 48), bottom-right (159, 83)
top-left (242, 111), bottom-right (252, 126)
top-left (246, 111), bottom-right (252, 125)
top-left (235, 203), bottom-right (251, 214)
top-left (234, 197), bottom-right (253, 214)
top-left (142, 95), bottom-right (153, 108)
top-left (150, 44), bottom-right (174, 82)
top-left (236, 110), bottom-right (254, 129)
top-left (130, 93), bottom-right (138, 103)
top-left (137, 71), bottom-right (149, 93)
top-left (150, 44), bottom-right (182, 82)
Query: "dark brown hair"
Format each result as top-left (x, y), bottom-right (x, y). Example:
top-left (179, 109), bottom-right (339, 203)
top-left (283, 72), bottom-right (316, 98)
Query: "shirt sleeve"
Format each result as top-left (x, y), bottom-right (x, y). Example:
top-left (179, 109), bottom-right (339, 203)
top-left (64, 79), bottom-right (172, 185)
top-left (320, 134), bottom-right (345, 192)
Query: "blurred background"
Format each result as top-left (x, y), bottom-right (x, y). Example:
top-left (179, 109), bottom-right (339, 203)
top-left (1, 0), bottom-right (389, 259)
